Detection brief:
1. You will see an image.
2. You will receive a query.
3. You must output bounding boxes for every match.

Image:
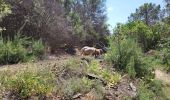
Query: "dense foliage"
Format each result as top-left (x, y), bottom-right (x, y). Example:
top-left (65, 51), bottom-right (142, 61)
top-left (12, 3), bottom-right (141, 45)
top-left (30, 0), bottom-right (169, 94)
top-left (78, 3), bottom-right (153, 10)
top-left (0, 65), bottom-right (55, 99)
top-left (0, 34), bottom-right (45, 64)
top-left (0, 0), bottom-right (170, 99)
top-left (0, 0), bottom-right (109, 51)
top-left (104, 1), bottom-right (170, 99)
top-left (128, 3), bottom-right (161, 26)
top-left (105, 31), bottom-right (154, 79)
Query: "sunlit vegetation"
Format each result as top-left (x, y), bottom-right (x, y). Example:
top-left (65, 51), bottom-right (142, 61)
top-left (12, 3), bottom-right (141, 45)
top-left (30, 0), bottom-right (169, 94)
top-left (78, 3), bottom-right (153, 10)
top-left (0, 34), bottom-right (45, 64)
top-left (0, 0), bottom-right (170, 99)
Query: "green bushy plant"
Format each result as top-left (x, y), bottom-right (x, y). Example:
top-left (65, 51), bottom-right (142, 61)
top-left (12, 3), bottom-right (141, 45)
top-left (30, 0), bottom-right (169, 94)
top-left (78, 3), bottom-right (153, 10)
top-left (157, 36), bottom-right (170, 71)
top-left (137, 81), bottom-right (155, 100)
top-left (58, 77), bottom-right (104, 99)
top-left (135, 57), bottom-right (155, 80)
top-left (105, 35), bottom-right (154, 79)
top-left (1, 66), bottom-right (55, 99)
top-left (0, 37), bottom-right (27, 64)
top-left (88, 60), bottom-right (121, 86)
top-left (137, 80), bottom-right (167, 100)
top-left (118, 21), bottom-right (160, 52)
top-left (32, 39), bottom-right (45, 59)
top-left (0, 34), bottom-right (45, 64)
top-left (0, 0), bottom-right (11, 21)
top-left (162, 48), bottom-right (170, 71)
top-left (149, 80), bottom-right (164, 97)
top-left (52, 58), bottom-right (87, 79)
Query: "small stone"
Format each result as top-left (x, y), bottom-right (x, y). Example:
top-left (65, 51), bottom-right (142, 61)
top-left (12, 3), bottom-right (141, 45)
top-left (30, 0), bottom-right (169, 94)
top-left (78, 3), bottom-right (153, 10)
top-left (129, 82), bottom-right (137, 92)
top-left (73, 93), bottom-right (82, 99)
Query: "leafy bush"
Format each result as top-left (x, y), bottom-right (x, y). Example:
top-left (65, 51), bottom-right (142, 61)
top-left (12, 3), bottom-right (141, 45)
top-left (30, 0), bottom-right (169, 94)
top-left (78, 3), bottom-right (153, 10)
top-left (0, 66), bottom-right (55, 99)
top-left (32, 39), bottom-right (45, 59)
top-left (137, 80), bottom-right (167, 100)
top-left (105, 35), bottom-right (154, 79)
top-left (149, 80), bottom-right (164, 97)
top-left (52, 58), bottom-right (88, 79)
top-left (0, 34), bottom-right (45, 64)
top-left (50, 58), bottom-right (105, 99)
top-left (0, 0), bottom-right (11, 21)
top-left (88, 60), bottom-right (121, 86)
top-left (117, 21), bottom-right (160, 52)
top-left (162, 48), bottom-right (170, 71)
top-left (137, 81), bottom-right (155, 100)
top-left (157, 36), bottom-right (170, 71)
top-left (57, 77), bottom-right (104, 99)
top-left (0, 37), bottom-right (27, 64)
top-left (134, 57), bottom-right (155, 80)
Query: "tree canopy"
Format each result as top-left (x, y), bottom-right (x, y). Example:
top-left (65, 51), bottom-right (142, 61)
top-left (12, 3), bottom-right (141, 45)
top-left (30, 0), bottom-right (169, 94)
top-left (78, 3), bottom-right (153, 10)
top-left (128, 3), bottom-right (161, 26)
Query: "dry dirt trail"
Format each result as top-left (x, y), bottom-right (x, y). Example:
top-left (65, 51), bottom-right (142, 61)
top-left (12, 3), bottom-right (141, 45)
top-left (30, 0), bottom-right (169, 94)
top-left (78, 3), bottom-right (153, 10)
top-left (155, 69), bottom-right (170, 97)
top-left (155, 69), bottom-right (170, 84)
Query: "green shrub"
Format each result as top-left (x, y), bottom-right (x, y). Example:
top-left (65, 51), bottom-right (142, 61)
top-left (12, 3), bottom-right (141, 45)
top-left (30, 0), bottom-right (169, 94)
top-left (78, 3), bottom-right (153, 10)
top-left (52, 58), bottom-right (87, 79)
top-left (149, 80), bottom-right (164, 97)
top-left (0, 39), bottom-right (27, 64)
top-left (13, 33), bottom-right (30, 47)
top-left (0, 0), bottom-right (11, 21)
top-left (117, 21), bottom-right (160, 52)
top-left (105, 36), bottom-right (142, 70)
top-left (161, 48), bottom-right (170, 71)
top-left (135, 57), bottom-right (155, 80)
top-left (137, 80), bottom-right (167, 100)
top-left (32, 39), bottom-right (45, 59)
top-left (51, 58), bottom-right (105, 99)
top-left (157, 37), bottom-right (170, 71)
top-left (58, 77), bottom-right (104, 99)
top-left (0, 34), bottom-right (45, 64)
top-left (88, 60), bottom-right (121, 86)
top-left (105, 35), bottom-right (154, 79)
top-left (137, 81), bottom-right (155, 100)
top-left (1, 66), bottom-right (55, 99)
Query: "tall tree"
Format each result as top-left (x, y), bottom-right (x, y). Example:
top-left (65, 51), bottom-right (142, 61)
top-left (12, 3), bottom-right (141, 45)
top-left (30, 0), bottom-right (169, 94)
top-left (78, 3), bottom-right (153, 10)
top-left (0, 0), bottom-right (11, 21)
top-left (1, 0), bottom-right (76, 51)
top-left (163, 0), bottom-right (170, 23)
top-left (128, 3), bottom-right (161, 26)
top-left (165, 0), bottom-right (170, 15)
top-left (0, 0), bottom-right (11, 32)
top-left (60, 0), bottom-right (109, 45)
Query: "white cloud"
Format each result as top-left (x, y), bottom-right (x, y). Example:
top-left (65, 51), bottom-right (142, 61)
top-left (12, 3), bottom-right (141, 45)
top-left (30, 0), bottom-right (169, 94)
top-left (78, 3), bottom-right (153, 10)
top-left (107, 7), bottom-right (114, 12)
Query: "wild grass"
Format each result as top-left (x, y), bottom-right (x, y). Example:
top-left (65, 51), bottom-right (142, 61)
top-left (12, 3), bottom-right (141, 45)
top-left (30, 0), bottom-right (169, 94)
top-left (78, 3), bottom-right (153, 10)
top-left (88, 60), bottom-right (121, 86)
top-left (0, 64), bottom-right (55, 99)
top-left (57, 77), bottom-right (104, 99)
top-left (137, 79), bottom-right (168, 100)
top-left (0, 34), bottom-right (45, 65)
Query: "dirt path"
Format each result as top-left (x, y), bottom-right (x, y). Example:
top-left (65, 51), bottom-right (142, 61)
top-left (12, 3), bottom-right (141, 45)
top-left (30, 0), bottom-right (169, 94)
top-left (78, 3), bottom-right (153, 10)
top-left (155, 69), bottom-right (170, 84)
top-left (155, 69), bottom-right (170, 98)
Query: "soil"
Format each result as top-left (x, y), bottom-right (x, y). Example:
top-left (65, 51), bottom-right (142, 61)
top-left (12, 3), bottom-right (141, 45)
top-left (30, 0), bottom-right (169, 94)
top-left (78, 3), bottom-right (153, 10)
top-left (155, 69), bottom-right (170, 98)
top-left (155, 69), bottom-right (170, 84)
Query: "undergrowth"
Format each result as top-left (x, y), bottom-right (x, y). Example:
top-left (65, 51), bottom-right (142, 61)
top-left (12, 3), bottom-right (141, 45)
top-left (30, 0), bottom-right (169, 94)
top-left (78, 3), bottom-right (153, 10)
top-left (0, 65), bottom-right (55, 99)
top-left (0, 34), bottom-right (45, 64)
